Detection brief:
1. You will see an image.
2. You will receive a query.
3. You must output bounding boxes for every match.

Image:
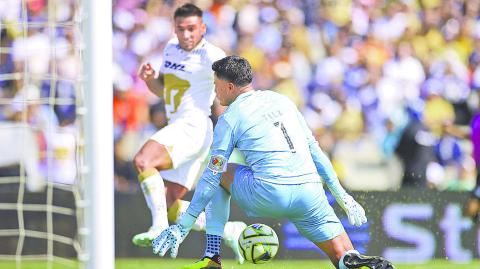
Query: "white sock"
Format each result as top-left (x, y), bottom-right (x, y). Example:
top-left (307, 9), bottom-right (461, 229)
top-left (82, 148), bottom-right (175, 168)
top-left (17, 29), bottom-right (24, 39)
top-left (169, 199), bottom-right (206, 231)
top-left (223, 222), bottom-right (237, 239)
top-left (339, 249), bottom-right (360, 269)
top-left (194, 212), bottom-right (207, 231)
top-left (139, 168), bottom-right (169, 230)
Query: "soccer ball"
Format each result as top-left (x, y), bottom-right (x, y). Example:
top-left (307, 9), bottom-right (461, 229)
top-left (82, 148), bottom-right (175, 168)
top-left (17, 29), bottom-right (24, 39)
top-left (237, 223), bottom-right (279, 264)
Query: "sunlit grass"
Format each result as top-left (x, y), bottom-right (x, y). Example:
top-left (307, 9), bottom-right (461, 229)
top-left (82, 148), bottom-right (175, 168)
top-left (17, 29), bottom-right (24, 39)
top-left (1, 259), bottom-right (479, 269)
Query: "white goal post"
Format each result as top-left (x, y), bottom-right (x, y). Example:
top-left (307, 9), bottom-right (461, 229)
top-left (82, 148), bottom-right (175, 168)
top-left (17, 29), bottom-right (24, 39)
top-left (0, 0), bottom-right (114, 268)
top-left (82, 0), bottom-right (114, 269)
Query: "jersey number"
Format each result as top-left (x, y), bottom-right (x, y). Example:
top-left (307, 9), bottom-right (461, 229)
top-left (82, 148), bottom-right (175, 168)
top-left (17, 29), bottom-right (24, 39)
top-left (274, 121), bottom-right (296, 153)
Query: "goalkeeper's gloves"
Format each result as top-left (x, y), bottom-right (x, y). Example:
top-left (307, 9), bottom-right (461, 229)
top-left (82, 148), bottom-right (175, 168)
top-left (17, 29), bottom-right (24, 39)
top-left (152, 213), bottom-right (196, 258)
top-left (335, 193), bottom-right (367, 227)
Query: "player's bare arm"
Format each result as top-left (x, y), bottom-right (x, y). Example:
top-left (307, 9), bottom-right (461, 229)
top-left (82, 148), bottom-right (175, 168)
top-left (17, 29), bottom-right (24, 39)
top-left (138, 62), bottom-right (164, 97)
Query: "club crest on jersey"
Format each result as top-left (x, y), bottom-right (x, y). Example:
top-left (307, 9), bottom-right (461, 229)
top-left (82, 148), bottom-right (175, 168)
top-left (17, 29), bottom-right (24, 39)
top-left (164, 60), bottom-right (186, 71)
top-left (208, 155), bottom-right (227, 174)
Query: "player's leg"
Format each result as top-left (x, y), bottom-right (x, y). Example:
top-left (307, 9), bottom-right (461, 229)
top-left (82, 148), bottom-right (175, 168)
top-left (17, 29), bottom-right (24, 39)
top-left (290, 182), bottom-right (395, 269)
top-left (315, 233), bottom-right (394, 269)
top-left (168, 195), bottom-right (246, 265)
top-left (164, 181), bottom-right (189, 207)
top-left (182, 164), bottom-right (246, 269)
top-left (180, 188), bottom-right (229, 269)
top-left (315, 232), bottom-right (353, 266)
top-left (182, 164), bottom-right (247, 269)
top-left (162, 153), bottom-right (212, 234)
top-left (168, 198), bottom-right (207, 232)
top-left (168, 156), bottom-right (244, 231)
top-left (133, 117), bottom-right (212, 247)
top-left (215, 164), bottom-right (246, 264)
top-left (23, 127), bottom-right (45, 192)
top-left (174, 149), bottom-right (247, 261)
top-left (132, 139), bottom-right (172, 247)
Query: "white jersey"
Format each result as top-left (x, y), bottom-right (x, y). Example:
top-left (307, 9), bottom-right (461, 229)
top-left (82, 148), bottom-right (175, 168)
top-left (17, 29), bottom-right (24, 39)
top-left (160, 38), bottom-right (226, 122)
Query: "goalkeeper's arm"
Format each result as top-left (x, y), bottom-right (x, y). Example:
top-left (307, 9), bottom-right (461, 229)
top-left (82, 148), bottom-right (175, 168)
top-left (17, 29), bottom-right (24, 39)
top-left (308, 141), bottom-right (346, 199)
top-left (181, 115), bottom-right (236, 227)
top-left (294, 110), bottom-right (347, 197)
top-left (295, 110), bottom-right (367, 226)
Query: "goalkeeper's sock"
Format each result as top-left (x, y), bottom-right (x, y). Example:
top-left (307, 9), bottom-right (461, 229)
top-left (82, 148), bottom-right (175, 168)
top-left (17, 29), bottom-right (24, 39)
top-left (139, 168), bottom-right (168, 230)
top-left (168, 200), bottom-right (206, 231)
top-left (204, 234), bottom-right (222, 258)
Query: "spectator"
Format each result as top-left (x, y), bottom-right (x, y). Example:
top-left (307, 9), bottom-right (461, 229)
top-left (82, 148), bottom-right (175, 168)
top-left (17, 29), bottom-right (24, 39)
top-left (2, 0), bottom-right (480, 192)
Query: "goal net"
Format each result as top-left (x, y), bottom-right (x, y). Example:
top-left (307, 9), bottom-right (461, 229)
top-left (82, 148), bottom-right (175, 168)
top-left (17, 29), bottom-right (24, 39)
top-left (0, 0), bottom-right (113, 268)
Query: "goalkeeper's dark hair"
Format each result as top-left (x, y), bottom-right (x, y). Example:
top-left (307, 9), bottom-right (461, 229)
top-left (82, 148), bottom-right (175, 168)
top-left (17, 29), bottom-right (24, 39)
top-left (212, 56), bottom-right (253, 87)
top-left (174, 3), bottom-right (203, 19)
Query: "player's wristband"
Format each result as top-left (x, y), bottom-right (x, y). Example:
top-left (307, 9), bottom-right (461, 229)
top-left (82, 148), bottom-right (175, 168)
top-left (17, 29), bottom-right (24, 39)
top-left (328, 183), bottom-right (347, 201)
top-left (178, 211), bottom-right (197, 230)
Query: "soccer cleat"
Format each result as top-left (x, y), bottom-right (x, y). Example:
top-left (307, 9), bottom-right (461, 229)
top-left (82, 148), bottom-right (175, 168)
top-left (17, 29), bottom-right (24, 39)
top-left (343, 252), bottom-right (395, 269)
top-left (223, 221), bottom-right (247, 264)
top-left (132, 227), bottom-right (164, 247)
top-left (181, 255), bottom-right (222, 269)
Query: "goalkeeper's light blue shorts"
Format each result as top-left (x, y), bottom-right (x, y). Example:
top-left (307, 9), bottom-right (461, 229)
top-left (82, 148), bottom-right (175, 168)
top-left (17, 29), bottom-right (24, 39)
top-left (231, 165), bottom-right (345, 243)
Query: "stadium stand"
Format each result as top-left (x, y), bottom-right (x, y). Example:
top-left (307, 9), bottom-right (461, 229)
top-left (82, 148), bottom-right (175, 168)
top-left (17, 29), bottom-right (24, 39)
top-left (1, 0), bottom-right (479, 192)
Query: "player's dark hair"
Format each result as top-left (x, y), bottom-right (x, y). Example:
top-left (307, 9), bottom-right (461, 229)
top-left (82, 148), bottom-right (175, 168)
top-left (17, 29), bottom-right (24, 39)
top-left (212, 56), bottom-right (253, 87)
top-left (174, 3), bottom-right (203, 19)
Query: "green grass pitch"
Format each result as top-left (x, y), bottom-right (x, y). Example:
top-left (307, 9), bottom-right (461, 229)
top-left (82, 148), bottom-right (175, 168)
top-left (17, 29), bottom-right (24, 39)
top-left (0, 259), bottom-right (479, 269)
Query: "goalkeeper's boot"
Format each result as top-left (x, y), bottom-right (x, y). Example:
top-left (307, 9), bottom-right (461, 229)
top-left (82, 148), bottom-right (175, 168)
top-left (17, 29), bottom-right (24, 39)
top-left (342, 252), bottom-right (395, 269)
top-left (181, 255), bottom-right (221, 269)
top-left (223, 221), bottom-right (247, 264)
top-left (132, 227), bottom-right (164, 247)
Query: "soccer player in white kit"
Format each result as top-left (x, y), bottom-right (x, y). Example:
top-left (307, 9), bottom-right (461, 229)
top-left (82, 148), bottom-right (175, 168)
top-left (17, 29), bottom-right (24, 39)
top-left (132, 4), bottom-right (245, 262)
top-left (152, 56), bottom-right (395, 269)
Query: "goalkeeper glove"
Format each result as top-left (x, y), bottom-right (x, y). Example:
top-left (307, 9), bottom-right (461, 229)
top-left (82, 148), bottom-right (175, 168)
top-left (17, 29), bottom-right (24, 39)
top-left (335, 193), bottom-right (367, 227)
top-left (152, 212), bottom-right (196, 258)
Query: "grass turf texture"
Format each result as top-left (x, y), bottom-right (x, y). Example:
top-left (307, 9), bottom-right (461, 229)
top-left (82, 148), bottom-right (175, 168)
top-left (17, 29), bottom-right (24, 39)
top-left (0, 259), bottom-right (479, 269)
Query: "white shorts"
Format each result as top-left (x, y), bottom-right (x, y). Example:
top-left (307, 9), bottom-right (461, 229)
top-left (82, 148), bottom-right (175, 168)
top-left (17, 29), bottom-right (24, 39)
top-left (150, 115), bottom-right (213, 190)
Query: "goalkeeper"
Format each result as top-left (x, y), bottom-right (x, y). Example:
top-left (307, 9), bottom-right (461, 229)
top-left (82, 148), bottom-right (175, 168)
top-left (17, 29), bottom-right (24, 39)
top-left (152, 56), bottom-right (395, 269)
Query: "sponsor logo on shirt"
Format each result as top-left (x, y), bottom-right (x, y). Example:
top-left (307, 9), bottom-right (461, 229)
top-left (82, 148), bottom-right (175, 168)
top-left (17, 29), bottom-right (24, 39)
top-left (164, 60), bottom-right (186, 72)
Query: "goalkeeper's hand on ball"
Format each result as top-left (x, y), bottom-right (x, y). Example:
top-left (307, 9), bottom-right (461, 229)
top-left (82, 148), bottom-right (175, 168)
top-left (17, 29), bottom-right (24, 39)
top-left (151, 212), bottom-right (196, 258)
top-left (336, 193), bottom-right (367, 227)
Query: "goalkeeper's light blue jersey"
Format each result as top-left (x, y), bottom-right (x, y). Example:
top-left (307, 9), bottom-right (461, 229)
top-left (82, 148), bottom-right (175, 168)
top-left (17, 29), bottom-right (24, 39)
top-left (187, 90), bottom-right (341, 217)
top-left (212, 90), bottom-right (321, 184)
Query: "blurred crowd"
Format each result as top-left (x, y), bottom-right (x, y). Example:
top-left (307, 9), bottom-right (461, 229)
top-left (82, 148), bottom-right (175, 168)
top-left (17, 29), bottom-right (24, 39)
top-left (0, 0), bottom-right (80, 190)
top-left (1, 0), bottom-right (479, 192)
